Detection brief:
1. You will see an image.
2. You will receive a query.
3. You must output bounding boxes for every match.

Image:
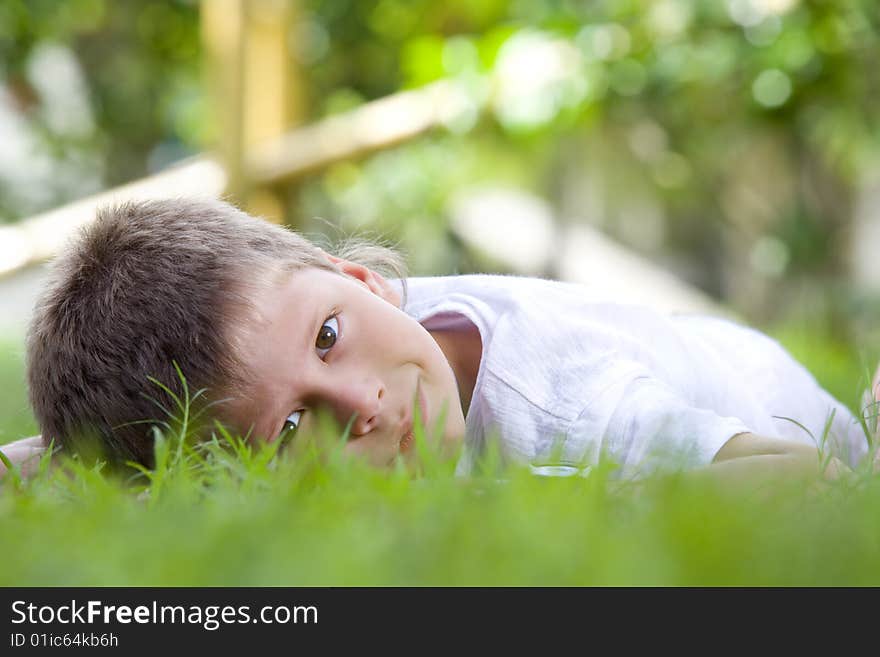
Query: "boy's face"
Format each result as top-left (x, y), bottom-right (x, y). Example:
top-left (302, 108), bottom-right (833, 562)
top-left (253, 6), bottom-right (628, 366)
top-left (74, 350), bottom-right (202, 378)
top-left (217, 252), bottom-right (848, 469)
top-left (227, 261), bottom-right (466, 466)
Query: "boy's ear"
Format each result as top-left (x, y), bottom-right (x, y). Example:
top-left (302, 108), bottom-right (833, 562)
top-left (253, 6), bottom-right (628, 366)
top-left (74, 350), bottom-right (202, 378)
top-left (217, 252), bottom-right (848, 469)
top-left (322, 252), bottom-right (401, 307)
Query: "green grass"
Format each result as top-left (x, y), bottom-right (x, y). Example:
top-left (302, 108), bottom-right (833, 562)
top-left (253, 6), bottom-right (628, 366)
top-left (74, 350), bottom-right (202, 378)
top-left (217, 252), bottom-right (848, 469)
top-left (1, 329), bottom-right (879, 586)
top-left (2, 427), bottom-right (880, 586)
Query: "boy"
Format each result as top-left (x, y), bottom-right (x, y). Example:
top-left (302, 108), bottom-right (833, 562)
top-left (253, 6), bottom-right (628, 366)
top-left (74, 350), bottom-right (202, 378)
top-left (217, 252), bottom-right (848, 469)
top-left (1, 198), bottom-right (876, 482)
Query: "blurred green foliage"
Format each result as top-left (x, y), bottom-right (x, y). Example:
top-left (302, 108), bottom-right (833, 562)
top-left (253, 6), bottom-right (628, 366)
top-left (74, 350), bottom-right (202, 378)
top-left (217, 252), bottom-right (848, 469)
top-left (0, 0), bottom-right (202, 220)
top-left (2, 0), bottom-right (880, 326)
top-left (296, 0), bottom-right (880, 323)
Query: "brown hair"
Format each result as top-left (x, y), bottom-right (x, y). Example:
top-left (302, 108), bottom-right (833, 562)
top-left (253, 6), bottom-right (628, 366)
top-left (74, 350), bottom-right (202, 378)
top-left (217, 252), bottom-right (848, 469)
top-left (26, 197), bottom-right (406, 469)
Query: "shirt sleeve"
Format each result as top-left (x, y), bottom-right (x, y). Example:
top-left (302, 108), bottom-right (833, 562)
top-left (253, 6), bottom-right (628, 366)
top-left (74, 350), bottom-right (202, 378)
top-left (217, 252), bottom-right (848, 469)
top-left (568, 370), bottom-right (752, 479)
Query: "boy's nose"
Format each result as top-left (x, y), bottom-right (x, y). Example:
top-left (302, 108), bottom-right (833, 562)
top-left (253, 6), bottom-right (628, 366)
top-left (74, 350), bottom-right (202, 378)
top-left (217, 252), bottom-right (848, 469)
top-left (333, 378), bottom-right (385, 437)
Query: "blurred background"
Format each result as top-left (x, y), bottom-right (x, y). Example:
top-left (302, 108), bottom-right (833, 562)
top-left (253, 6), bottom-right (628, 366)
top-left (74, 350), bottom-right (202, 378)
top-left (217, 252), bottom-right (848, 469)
top-left (1, 0), bottom-right (879, 442)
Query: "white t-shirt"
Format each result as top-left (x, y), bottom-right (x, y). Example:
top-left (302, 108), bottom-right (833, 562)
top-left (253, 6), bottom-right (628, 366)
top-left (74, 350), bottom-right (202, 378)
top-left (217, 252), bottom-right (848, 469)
top-left (400, 274), bottom-right (867, 478)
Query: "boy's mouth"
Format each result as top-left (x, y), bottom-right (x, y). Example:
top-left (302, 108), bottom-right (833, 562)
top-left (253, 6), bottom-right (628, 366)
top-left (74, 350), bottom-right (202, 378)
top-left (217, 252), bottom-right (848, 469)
top-left (398, 382), bottom-right (428, 454)
top-left (399, 427), bottom-right (415, 453)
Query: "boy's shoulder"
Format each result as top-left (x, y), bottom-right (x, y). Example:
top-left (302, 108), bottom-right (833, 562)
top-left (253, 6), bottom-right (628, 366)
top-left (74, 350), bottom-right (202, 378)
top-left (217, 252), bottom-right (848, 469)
top-left (402, 273), bottom-right (699, 336)
top-left (402, 273), bottom-right (688, 372)
top-left (403, 273), bottom-right (614, 312)
top-left (403, 274), bottom-right (748, 334)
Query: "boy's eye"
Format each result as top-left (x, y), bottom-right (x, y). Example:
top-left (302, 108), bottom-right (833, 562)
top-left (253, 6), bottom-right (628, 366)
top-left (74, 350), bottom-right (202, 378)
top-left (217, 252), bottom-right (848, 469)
top-left (315, 315), bottom-right (338, 358)
top-left (280, 410), bottom-right (303, 442)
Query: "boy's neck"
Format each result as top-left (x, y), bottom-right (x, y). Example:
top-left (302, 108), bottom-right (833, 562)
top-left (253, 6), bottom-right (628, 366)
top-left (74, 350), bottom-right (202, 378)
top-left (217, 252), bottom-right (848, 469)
top-left (427, 324), bottom-right (482, 417)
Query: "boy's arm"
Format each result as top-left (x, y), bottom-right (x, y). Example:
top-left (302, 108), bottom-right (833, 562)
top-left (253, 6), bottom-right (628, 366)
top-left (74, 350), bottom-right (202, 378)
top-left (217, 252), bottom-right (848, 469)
top-left (0, 435), bottom-right (46, 479)
top-left (694, 432), bottom-right (850, 490)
